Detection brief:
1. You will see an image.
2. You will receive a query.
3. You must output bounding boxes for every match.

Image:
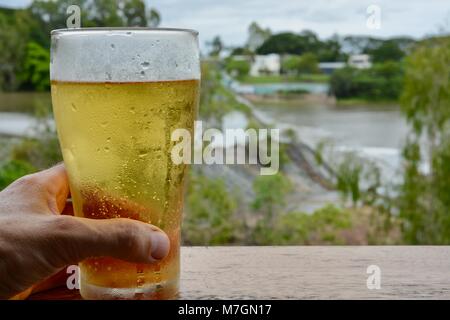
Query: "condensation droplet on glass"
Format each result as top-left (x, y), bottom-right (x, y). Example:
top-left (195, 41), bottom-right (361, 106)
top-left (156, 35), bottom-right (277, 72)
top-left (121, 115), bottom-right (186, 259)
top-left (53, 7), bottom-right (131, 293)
top-left (110, 43), bottom-right (115, 49)
top-left (138, 151), bottom-right (148, 158)
top-left (104, 146), bottom-right (110, 152)
top-left (141, 61), bottom-right (150, 69)
top-left (100, 121), bottom-right (108, 128)
top-left (71, 103), bottom-right (77, 111)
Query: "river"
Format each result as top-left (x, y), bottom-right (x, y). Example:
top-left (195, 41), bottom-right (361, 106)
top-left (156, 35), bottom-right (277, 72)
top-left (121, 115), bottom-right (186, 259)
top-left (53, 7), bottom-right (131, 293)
top-left (223, 77), bottom-right (413, 187)
top-left (0, 88), bottom-right (411, 184)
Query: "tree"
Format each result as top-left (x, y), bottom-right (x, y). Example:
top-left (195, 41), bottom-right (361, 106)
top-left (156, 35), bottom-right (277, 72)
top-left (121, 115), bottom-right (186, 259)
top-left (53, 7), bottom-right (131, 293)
top-left (246, 21), bottom-right (271, 52)
top-left (208, 35), bottom-right (223, 57)
top-left (0, 9), bottom-right (28, 90)
top-left (318, 35), bottom-right (346, 62)
top-left (297, 53), bottom-right (320, 74)
top-left (256, 30), bottom-right (322, 56)
top-left (399, 37), bottom-right (450, 244)
top-left (281, 53), bottom-right (319, 75)
top-left (122, 0), bottom-right (147, 26)
top-left (257, 32), bottom-right (305, 55)
top-left (367, 40), bottom-right (405, 63)
top-left (225, 58), bottom-right (250, 79)
top-left (329, 61), bottom-right (403, 100)
top-left (147, 8), bottom-right (160, 27)
top-left (281, 55), bottom-right (302, 74)
top-left (20, 42), bottom-right (50, 91)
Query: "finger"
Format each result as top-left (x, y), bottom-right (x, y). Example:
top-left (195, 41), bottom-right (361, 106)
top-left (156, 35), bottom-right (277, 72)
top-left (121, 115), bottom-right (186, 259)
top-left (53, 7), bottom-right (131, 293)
top-left (47, 216), bottom-right (170, 266)
top-left (12, 163), bottom-right (69, 214)
top-left (34, 163), bottom-right (69, 214)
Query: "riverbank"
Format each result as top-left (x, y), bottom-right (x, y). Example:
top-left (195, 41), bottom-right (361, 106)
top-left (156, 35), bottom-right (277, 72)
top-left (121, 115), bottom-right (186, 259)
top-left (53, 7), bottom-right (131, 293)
top-left (239, 74), bottom-right (330, 84)
top-left (243, 92), bottom-right (336, 106)
top-left (336, 97), bottom-right (399, 107)
top-left (0, 92), bottom-right (51, 113)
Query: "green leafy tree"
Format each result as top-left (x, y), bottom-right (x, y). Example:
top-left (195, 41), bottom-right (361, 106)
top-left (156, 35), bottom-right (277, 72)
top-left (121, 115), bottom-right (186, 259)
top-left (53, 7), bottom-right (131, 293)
top-left (225, 58), bottom-right (250, 79)
top-left (367, 40), bottom-right (405, 63)
top-left (281, 55), bottom-right (301, 74)
top-left (20, 42), bottom-right (50, 91)
top-left (282, 53), bottom-right (319, 75)
top-left (329, 62), bottom-right (403, 101)
top-left (398, 37), bottom-right (450, 244)
top-left (296, 53), bottom-right (320, 74)
top-left (147, 8), bottom-right (161, 27)
top-left (208, 35), bottom-right (223, 57)
top-left (122, 0), bottom-right (147, 26)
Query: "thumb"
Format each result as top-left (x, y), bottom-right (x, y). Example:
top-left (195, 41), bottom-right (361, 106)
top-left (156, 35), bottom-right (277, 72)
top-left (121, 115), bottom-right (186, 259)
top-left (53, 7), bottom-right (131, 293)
top-left (46, 216), bottom-right (170, 267)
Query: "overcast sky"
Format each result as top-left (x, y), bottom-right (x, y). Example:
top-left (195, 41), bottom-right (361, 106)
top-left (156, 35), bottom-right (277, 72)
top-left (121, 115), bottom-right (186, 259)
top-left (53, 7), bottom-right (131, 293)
top-left (1, 0), bottom-right (449, 48)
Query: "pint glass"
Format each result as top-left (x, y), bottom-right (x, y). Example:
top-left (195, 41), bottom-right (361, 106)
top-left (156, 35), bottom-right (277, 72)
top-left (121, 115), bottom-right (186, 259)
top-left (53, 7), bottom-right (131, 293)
top-left (50, 28), bottom-right (200, 299)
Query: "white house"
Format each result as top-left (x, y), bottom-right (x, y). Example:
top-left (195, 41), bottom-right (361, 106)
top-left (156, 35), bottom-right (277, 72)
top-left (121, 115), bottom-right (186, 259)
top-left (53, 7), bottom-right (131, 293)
top-left (348, 54), bottom-right (372, 69)
top-left (250, 54), bottom-right (281, 76)
top-left (318, 62), bottom-right (346, 74)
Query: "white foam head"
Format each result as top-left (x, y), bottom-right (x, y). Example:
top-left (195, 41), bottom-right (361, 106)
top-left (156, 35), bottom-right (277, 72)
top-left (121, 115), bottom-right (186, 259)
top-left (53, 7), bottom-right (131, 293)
top-left (50, 28), bottom-right (200, 82)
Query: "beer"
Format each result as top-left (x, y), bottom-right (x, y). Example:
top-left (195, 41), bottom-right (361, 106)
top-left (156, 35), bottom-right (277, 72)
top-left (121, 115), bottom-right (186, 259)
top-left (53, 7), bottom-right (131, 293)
top-left (50, 28), bottom-right (200, 299)
top-left (51, 80), bottom-right (198, 298)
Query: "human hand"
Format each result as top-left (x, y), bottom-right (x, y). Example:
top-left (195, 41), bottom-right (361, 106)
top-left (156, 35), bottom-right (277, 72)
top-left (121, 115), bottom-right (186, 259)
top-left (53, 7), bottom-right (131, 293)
top-left (0, 164), bottom-right (170, 299)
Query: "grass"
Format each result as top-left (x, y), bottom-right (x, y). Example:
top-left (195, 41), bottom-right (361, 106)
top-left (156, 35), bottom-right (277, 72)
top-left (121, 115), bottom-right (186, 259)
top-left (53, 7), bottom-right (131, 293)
top-left (240, 73), bottom-right (330, 84)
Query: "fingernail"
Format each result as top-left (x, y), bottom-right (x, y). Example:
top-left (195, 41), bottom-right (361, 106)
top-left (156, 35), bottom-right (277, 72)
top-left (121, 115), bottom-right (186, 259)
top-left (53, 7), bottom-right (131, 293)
top-left (150, 231), bottom-right (170, 260)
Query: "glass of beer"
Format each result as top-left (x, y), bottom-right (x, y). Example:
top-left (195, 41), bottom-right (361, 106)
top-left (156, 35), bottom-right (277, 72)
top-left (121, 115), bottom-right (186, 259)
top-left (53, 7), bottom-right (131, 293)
top-left (50, 28), bottom-right (200, 299)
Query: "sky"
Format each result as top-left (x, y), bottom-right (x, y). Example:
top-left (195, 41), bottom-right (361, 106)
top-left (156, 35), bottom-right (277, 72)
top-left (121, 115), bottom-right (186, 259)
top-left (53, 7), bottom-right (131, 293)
top-left (1, 0), bottom-right (449, 49)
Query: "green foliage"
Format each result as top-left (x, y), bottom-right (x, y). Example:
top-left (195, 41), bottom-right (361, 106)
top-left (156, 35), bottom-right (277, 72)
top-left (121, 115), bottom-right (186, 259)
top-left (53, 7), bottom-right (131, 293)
top-left (208, 35), bottom-right (223, 57)
top-left (335, 152), bottom-right (381, 207)
top-left (257, 31), bottom-right (320, 56)
top-left (258, 31), bottom-right (345, 62)
top-left (296, 53), bottom-right (320, 74)
top-left (0, 0), bottom-right (161, 91)
top-left (329, 61), bottom-right (403, 101)
top-left (282, 53), bottom-right (320, 75)
top-left (335, 153), bottom-right (362, 206)
top-left (184, 173), bottom-right (240, 245)
top-left (252, 173), bottom-right (292, 222)
top-left (276, 205), bottom-right (352, 244)
top-left (0, 159), bottom-right (36, 190)
top-left (0, 9), bottom-right (30, 90)
top-left (398, 37), bottom-right (450, 244)
top-left (20, 42), bottom-right (50, 91)
top-left (225, 59), bottom-right (250, 79)
top-left (365, 40), bottom-right (406, 63)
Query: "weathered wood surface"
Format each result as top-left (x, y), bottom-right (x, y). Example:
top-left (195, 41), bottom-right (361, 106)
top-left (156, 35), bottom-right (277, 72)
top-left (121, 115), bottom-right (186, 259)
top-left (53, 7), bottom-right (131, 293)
top-left (30, 246), bottom-right (450, 300)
